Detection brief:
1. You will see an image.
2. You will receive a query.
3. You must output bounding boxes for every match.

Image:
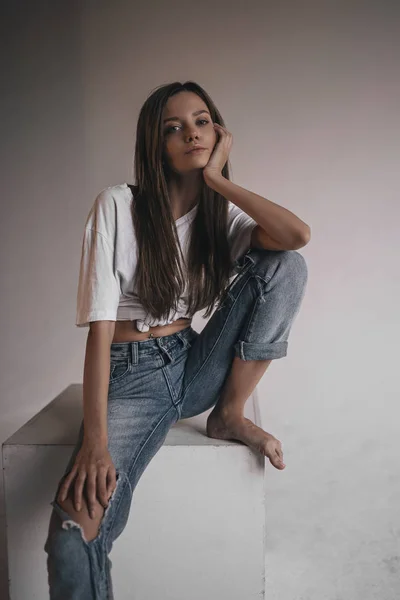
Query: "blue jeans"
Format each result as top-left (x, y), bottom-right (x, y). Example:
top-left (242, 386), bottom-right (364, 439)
top-left (44, 247), bottom-right (308, 599)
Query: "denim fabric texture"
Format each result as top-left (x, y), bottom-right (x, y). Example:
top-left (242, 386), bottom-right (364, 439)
top-left (44, 247), bottom-right (308, 599)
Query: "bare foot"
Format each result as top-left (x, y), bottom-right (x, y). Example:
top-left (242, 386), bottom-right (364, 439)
top-left (206, 407), bottom-right (286, 470)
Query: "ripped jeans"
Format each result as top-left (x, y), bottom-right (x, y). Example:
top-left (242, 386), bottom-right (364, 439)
top-left (43, 247), bottom-right (308, 599)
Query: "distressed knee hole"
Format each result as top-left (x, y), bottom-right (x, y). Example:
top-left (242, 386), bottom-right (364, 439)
top-left (56, 471), bottom-right (122, 545)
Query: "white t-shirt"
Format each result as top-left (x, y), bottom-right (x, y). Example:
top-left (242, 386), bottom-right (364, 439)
top-left (76, 182), bottom-right (257, 331)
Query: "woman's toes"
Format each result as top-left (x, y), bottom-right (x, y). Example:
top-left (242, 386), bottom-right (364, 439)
top-left (271, 453), bottom-right (286, 469)
top-left (265, 441), bottom-right (286, 469)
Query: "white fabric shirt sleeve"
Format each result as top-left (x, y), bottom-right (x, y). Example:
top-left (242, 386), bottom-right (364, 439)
top-left (75, 227), bottom-right (121, 327)
top-left (227, 201), bottom-right (258, 262)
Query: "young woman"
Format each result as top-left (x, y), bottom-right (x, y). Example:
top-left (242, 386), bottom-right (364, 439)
top-left (44, 80), bottom-right (310, 598)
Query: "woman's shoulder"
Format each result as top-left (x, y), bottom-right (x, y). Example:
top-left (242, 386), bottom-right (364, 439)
top-left (95, 182), bottom-right (134, 206)
top-left (85, 182), bottom-right (134, 232)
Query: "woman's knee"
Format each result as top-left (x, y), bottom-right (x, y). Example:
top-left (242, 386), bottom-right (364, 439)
top-left (281, 249), bottom-right (308, 280)
top-left (56, 493), bottom-right (105, 543)
top-left (250, 247), bottom-right (308, 284)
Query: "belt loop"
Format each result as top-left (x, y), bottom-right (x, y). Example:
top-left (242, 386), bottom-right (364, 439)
top-left (156, 337), bottom-right (173, 364)
top-left (130, 341), bottom-right (138, 365)
top-left (176, 331), bottom-right (190, 349)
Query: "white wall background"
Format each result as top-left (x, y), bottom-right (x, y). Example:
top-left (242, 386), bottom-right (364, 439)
top-left (1, 1), bottom-right (399, 598)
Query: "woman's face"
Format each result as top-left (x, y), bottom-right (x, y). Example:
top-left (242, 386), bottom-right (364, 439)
top-left (161, 91), bottom-right (217, 175)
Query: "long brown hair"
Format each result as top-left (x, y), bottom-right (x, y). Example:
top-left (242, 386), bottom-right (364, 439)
top-left (131, 81), bottom-right (234, 322)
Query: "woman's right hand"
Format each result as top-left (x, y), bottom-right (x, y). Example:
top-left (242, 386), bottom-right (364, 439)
top-left (57, 441), bottom-right (117, 519)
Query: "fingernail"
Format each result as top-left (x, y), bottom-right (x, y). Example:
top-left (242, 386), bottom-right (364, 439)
top-left (76, 503), bottom-right (81, 511)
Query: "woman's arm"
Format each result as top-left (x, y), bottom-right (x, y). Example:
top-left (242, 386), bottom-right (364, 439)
top-left (82, 321), bottom-right (116, 446)
top-left (206, 174), bottom-right (311, 248)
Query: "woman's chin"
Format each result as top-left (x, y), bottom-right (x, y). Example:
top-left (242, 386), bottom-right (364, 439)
top-left (172, 161), bottom-right (208, 174)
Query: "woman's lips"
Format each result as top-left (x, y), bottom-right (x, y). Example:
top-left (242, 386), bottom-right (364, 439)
top-left (186, 148), bottom-right (206, 154)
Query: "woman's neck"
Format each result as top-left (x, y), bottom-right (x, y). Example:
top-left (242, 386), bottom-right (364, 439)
top-left (167, 172), bottom-right (202, 219)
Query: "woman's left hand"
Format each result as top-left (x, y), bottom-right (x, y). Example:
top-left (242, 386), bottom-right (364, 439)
top-left (203, 123), bottom-right (233, 184)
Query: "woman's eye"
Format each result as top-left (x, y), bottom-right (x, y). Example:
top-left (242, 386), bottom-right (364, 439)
top-left (165, 119), bottom-right (209, 134)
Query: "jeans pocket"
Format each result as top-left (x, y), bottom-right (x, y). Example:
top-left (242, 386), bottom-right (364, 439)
top-left (109, 360), bottom-right (131, 383)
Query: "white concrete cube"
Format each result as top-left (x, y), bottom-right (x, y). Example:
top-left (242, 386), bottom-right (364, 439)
top-left (2, 384), bottom-right (266, 600)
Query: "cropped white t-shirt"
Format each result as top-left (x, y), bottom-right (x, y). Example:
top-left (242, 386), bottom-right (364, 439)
top-left (75, 182), bottom-right (257, 331)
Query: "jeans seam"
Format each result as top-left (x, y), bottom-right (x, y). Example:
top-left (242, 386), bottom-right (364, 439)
top-left (239, 251), bottom-right (283, 342)
top-left (127, 404), bottom-right (177, 478)
top-left (160, 365), bottom-right (180, 410)
top-left (104, 404), bottom-right (177, 547)
top-left (241, 288), bottom-right (262, 344)
top-left (103, 475), bottom-right (127, 549)
top-left (178, 267), bottom-right (253, 408)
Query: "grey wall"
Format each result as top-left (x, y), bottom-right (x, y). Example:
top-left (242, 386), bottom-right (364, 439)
top-left (1, 1), bottom-right (399, 598)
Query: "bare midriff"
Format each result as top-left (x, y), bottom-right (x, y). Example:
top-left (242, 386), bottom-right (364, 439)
top-left (111, 317), bottom-right (193, 343)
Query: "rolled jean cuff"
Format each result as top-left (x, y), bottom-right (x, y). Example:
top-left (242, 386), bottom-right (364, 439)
top-left (233, 340), bottom-right (288, 360)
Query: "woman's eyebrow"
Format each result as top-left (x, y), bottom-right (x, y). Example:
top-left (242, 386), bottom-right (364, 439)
top-left (163, 109), bottom-right (210, 124)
